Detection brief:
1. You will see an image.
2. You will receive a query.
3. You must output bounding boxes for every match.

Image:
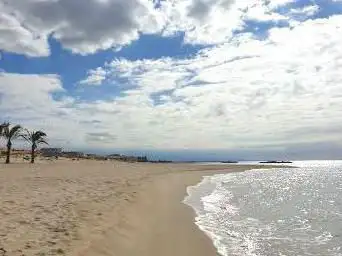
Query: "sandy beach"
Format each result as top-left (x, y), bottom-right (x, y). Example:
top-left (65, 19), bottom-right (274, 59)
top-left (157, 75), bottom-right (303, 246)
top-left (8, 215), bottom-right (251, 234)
top-left (0, 159), bottom-right (268, 256)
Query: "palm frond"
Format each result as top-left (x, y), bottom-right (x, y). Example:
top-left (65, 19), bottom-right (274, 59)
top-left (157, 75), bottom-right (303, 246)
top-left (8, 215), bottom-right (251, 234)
top-left (0, 122), bottom-right (9, 136)
top-left (8, 125), bottom-right (22, 139)
top-left (32, 131), bottom-right (47, 142)
top-left (21, 129), bottom-right (32, 143)
top-left (22, 129), bottom-right (48, 146)
top-left (0, 124), bottom-right (4, 135)
top-left (36, 131), bottom-right (47, 137)
top-left (36, 138), bottom-right (49, 145)
top-left (0, 122), bottom-right (9, 128)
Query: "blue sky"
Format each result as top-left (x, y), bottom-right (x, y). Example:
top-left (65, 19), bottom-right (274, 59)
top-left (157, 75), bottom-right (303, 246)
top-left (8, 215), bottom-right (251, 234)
top-left (1, 0), bottom-right (342, 160)
top-left (1, 34), bottom-right (201, 85)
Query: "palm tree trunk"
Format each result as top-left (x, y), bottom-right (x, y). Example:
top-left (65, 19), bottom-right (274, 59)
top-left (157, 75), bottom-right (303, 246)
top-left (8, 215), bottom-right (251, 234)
top-left (5, 141), bottom-right (11, 164)
top-left (31, 145), bottom-right (35, 164)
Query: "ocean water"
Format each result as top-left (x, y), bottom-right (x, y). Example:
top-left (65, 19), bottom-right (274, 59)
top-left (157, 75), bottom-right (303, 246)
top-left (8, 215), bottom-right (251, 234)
top-left (184, 161), bottom-right (342, 256)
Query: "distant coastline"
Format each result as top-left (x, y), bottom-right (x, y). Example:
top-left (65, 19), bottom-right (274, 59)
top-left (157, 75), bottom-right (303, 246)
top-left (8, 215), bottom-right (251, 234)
top-left (259, 160), bottom-right (293, 164)
top-left (0, 148), bottom-right (294, 165)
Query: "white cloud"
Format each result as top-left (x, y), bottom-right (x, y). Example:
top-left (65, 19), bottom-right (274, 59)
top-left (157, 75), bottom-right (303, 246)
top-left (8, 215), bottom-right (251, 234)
top-left (0, 0), bottom-right (164, 56)
top-left (0, 72), bottom-right (85, 147)
top-left (2, 5), bottom-right (342, 153)
top-left (160, 0), bottom-right (245, 44)
top-left (267, 0), bottom-right (296, 9)
top-left (0, 6), bottom-right (50, 57)
top-left (159, 0), bottom-right (315, 45)
top-left (0, 0), bottom-right (321, 56)
top-left (79, 67), bottom-right (107, 86)
top-left (75, 15), bottom-right (342, 150)
top-left (289, 5), bottom-right (320, 17)
top-left (0, 73), bottom-right (63, 112)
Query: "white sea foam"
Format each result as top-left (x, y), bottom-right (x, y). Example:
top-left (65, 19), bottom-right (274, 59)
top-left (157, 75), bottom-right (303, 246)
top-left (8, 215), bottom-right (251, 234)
top-left (184, 162), bottom-right (342, 256)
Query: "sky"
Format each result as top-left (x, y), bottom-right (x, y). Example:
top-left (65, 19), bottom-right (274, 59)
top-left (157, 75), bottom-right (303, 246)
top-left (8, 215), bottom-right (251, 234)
top-left (1, 0), bottom-right (342, 160)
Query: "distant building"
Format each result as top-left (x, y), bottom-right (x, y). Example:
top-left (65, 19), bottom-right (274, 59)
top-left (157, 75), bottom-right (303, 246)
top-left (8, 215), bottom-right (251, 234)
top-left (107, 154), bottom-right (123, 160)
top-left (61, 151), bottom-right (85, 158)
top-left (106, 154), bottom-right (148, 162)
top-left (40, 148), bottom-right (63, 157)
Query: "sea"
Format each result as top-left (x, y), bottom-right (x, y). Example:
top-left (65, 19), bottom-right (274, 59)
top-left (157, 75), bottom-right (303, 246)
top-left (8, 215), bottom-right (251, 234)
top-left (184, 161), bottom-right (342, 256)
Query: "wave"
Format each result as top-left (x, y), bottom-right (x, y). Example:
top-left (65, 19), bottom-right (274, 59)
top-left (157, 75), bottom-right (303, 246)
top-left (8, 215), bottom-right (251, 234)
top-left (183, 166), bottom-right (342, 256)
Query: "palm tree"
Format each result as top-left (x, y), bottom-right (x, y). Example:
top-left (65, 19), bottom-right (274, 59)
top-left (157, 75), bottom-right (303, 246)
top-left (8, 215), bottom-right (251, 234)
top-left (0, 122), bottom-right (8, 135)
top-left (22, 130), bottom-right (48, 163)
top-left (0, 123), bottom-right (9, 159)
top-left (2, 124), bottom-right (22, 164)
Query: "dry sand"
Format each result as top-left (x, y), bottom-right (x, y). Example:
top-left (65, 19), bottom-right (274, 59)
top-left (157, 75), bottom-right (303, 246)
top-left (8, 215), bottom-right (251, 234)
top-left (0, 159), bottom-right (269, 256)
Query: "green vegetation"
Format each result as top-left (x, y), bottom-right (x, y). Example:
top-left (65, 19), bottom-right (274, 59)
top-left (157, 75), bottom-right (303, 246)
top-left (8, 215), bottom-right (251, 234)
top-left (1, 123), bottom-right (22, 164)
top-left (0, 122), bottom-right (48, 164)
top-left (22, 130), bottom-right (48, 163)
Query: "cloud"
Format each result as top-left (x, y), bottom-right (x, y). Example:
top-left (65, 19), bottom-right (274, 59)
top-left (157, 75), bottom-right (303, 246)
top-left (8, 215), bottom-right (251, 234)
top-left (159, 0), bottom-right (310, 45)
top-left (0, 0), bottom-right (164, 56)
top-left (160, 0), bottom-right (244, 44)
top-left (2, 6), bottom-right (342, 155)
top-left (79, 67), bottom-right (107, 86)
top-left (286, 4), bottom-right (320, 23)
top-left (0, 72), bottom-right (64, 114)
top-left (75, 14), bottom-right (342, 150)
top-left (0, 6), bottom-right (50, 57)
top-left (187, 0), bottom-right (235, 21)
top-left (289, 5), bottom-right (320, 16)
top-left (86, 132), bottom-right (117, 144)
top-left (0, 72), bottom-right (83, 147)
top-left (0, 0), bottom-right (322, 56)
top-left (267, 0), bottom-right (296, 9)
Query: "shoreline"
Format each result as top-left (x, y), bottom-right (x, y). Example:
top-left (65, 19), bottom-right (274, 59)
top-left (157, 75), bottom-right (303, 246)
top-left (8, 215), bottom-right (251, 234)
top-left (0, 160), bottom-right (276, 256)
